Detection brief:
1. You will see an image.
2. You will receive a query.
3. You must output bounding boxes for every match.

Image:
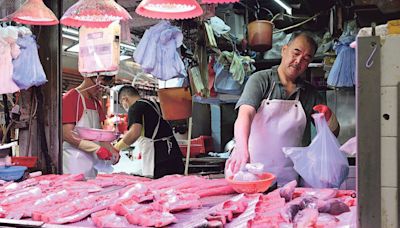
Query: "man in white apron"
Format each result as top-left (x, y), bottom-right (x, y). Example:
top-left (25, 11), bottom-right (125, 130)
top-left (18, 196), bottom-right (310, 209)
top-left (62, 76), bottom-right (119, 179)
top-left (226, 32), bottom-right (340, 187)
top-left (114, 86), bottom-right (184, 178)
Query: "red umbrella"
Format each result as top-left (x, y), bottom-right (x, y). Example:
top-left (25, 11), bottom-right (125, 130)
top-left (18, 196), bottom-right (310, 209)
top-left (5, 0), bottom-right (58, 26)
top-left (61, 0), bottom-right (132, 28)
top-left (136, 0), bottom-right (203, 20)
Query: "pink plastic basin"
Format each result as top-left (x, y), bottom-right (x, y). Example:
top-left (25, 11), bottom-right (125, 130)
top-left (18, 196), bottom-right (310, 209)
top-left (76, 127), bottom-right (118, 142)
top-left (226, 172), bottom-right (276, 194)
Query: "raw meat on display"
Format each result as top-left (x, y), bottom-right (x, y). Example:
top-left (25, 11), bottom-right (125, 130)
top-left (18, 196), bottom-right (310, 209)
top-left (91, 210), bottom-right (130, 228)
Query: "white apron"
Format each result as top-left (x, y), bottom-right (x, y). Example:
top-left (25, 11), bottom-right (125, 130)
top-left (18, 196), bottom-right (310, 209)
top-left (136, 100), bottom-right (173, 178)
top-left (248, 82), bottom-right (307, 186)
top-left (63, 90), bottom-right (109, 179)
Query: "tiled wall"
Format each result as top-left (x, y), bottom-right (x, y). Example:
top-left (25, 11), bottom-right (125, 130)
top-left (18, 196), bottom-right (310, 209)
top-left (380, 35), bottom-right (399, 228)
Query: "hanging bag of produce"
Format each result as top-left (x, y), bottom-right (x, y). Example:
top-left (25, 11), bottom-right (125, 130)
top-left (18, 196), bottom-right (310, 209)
top-left (78, 21), bottom-right (120, 77)
top-left (283, 113), bottom-right (349, 188)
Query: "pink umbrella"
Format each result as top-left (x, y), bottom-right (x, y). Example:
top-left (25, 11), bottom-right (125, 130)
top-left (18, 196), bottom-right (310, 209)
top-left (61, 0), bottom-right (132, 28)
top-left (136, 0), bottom-right (203, 20)
top-left (5, 0), bottom-right (58, 26)
top-left (201, 0), bottom-right (239, 4)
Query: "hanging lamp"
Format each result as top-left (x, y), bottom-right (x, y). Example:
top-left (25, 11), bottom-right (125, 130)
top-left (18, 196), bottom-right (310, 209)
top-left (201, 0), bottom-right (239, 4)
top-left (5, 0), bottom-right (59, 26)
top-left (135, 0), bottom-right (203, 20)
top-left (61, 0), bottom-right (132, 28)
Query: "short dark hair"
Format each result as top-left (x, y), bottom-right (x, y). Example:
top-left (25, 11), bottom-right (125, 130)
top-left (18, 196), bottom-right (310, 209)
top-left (118, 85), bottom-right (140, 103)
top-left (287, 31), bottom-right (318, 55)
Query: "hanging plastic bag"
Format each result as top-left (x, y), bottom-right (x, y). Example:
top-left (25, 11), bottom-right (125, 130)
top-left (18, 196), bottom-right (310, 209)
top-left (12, 35), bottom-right (47, 90)
top-left (213, 61), bottom-right (244, 95)
top-left (283, 113), bottom-right (349, 188)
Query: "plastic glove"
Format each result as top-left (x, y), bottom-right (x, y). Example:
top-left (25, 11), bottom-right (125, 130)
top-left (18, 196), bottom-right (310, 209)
top-left (114, 139), bottom-right (130, 151)
top-left (313, 104), bottom-right (332, 122)
top-left (225, 147), bottom-right (249, 177)
top-left (313, 104), bottom-right (340, 135)
top-left (78, 140), bottom-right (112, 160)
top-left (96, 147), bottom-right (113, 160)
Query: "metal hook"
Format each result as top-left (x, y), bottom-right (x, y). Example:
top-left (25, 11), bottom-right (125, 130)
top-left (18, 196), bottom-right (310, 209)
top-left (365, 42), bottom-right (377, 68)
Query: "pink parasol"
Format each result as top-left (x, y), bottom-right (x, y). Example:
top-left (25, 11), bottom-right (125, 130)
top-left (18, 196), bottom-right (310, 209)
top-left (61, 0), bottom-right (132, 28)
top-left (5, 0), bottom-right (58, 26)
top-left (135, 0), bottom-right (203, 20)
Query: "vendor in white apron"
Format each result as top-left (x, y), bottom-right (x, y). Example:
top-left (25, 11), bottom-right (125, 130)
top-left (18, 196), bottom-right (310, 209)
top-left (226, 32), bottom-right (340, 187)
top-left (62, 76), bottom-right (119, 179)
top-left (114, 85), bottom-right (184, 178)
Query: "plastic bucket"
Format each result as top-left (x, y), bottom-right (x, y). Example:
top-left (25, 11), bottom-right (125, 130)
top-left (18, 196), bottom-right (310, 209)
top-left (158, 87), bottom-right (192, 120)
top-left (247, 20), bottom-right (274, 52)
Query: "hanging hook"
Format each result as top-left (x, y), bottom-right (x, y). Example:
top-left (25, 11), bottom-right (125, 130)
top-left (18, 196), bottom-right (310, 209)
top-left (365, 42), bottom-right (377, 69)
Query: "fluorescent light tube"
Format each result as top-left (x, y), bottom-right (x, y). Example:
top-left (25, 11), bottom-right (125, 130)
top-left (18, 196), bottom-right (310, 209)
top-left (273, 0), bottom-right (292, 15)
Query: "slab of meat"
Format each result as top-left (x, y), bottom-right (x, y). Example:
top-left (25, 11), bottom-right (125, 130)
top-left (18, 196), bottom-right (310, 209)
top-left (110, 199), bottom-right (143, 216)
top-left (316, 213), bottom-right (339, 228)
top-left (125, 209), bottom-right (177, 227)
top-left (88, 173), bottom-right (150, 187)
top-left (0, 186), bottom-right (42, 205)
top-left (32, 190), bottom-right (89, 221)
top-left (222, 196), bottom-right (249, 214)
top-left (318, 199), bottom-right (350, 215)
top-left (153, 190), bottom-right (201, 212)
top-left (43, 192), bottom-right (119, 224)
top-left (280, 180), bottom-right (297, 202)
top-left (293, 208), bottom-right (319, 228)
top-left (335, 206), bottom-right (357, 228)
top-left (198, 185), bottom-right (235, 198)
top-left (335, 190), bottom-right (356, 198)
top-left (295, 188), bottom-right (337, 200)
top-left (33, 174), bottom-right (85, 187)
top-left (91, 210), bottom-right (130, 228)
top-left (338, 196), bottom-right (357, 207)
top-left (281, 204), bottom-right (302, 223)
top-left (62, 181), bottom-right (103, 193)
top-left (116, 183), bottom-right (152, 203)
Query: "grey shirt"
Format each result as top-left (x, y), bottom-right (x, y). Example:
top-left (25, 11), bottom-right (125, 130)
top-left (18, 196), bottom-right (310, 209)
top-left (236, 65), bottom-right (325, 146)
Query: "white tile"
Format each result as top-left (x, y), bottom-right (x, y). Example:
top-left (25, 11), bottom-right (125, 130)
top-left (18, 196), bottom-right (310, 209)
top-left (381, 137), bottom-right (398, 187)
top-left (381, 36), bottom-right (400, 86)
top-left (381, 86), bottom-right (398, 137)
top-left (381, 187), bottom-right (398, 228)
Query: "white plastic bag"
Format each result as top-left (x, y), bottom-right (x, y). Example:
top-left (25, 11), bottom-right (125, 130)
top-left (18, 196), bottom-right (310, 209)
top-left (340, 137), bottom-right (357, 156)
top-left (283, 113), bottom-right (349, 188)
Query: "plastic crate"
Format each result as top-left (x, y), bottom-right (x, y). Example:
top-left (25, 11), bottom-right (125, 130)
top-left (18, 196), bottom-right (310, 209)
top-left (178, 136), bottom-right (214, 158)
top-left (11, 156), bottom-right (38, 168)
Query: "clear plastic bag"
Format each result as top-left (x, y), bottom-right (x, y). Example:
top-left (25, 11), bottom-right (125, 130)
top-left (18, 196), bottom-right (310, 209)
top-left (283, 113), bottom-right (349, 188)
top-left (12, 35), bottom-right (47, 90)
top-left (213, 62), bottom-right (244, 95)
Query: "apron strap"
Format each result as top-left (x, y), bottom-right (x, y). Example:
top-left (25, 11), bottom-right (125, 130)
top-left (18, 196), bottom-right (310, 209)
top-left (138, 99), bottom-right (161, 140)
top-left (295, 88), bottom-right (301, 101)
top-left (266, 81), bottom-right (277, 100)
top-left (75, 89), bottom-right (88, 124)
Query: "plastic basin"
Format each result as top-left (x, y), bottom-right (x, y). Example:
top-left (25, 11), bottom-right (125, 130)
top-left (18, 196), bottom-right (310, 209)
top-left (0, 166), bottom-right (27, 181)
top-left (76, 127), bottom-right (118, 142)
top-left (226, 172), bottom-right (276, 194)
